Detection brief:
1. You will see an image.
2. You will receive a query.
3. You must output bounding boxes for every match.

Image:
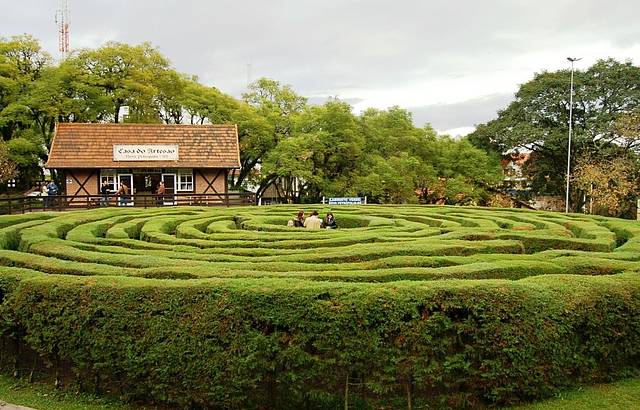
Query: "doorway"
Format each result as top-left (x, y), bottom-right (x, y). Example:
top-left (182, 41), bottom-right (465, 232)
top-left (117, 174), bottom-right (134, 206)
top-left (161, 173), bottom-right (176, 205)
top-left (133, 173), bottom-right (161, 206)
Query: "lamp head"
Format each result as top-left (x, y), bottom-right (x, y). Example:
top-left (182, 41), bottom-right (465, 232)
top-left (567, 57), bottom-right (582, 62)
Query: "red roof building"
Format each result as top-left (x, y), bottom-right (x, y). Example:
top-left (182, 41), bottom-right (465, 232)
top-left (46, 123), bottom-right (240, 205)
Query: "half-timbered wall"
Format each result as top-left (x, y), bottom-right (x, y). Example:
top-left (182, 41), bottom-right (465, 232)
top-left (63, 169), bottom-right (99, 197)
top-left (60, 168), bottom-right (228, 200)
top-left (195, 169), bottom-right (227, 196)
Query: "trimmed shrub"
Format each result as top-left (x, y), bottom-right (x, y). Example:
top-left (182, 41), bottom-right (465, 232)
top-left (0, 205), bottom-right (638, 409)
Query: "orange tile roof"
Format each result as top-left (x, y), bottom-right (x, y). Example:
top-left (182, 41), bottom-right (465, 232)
top-left (46, 123), bottom-right (240, 169)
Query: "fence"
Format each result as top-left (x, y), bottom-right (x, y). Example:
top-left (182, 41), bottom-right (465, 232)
top-left (0, 192), bottom-right (256, 215)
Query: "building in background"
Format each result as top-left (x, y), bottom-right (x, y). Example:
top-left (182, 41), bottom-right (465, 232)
top-left (46, 123), bottom-right (240, 206)
top-left (499, 152), bottom-right (567, 211)
top-left (501, 152), bottom-right (530, 194)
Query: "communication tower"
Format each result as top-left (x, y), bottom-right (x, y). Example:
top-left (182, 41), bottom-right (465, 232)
top-left (55, 0), bottom-right (70, 59)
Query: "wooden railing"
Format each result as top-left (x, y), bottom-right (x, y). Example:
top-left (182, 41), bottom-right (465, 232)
top-left (0, 192), bottom-right (256, 215)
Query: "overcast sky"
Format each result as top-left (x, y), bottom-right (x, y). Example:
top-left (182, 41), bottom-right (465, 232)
top-left (3, 1), bottom-right (640, 135)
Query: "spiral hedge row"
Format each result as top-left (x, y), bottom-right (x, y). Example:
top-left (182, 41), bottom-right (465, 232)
top-left (0, 205), bottom-right (639, 409)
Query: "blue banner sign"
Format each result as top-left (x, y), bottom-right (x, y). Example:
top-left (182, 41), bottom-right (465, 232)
top-left (328, 197), bottom-right (363, 205)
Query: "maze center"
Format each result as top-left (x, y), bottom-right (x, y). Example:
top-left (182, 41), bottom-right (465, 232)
top-left (2, 205), bottom-right (639, 282)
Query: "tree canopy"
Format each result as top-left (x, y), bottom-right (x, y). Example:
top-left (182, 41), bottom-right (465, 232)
top-left (469, 59), bottom-right (640, 213)
top-left (0, 35), bottom-right (502, 203)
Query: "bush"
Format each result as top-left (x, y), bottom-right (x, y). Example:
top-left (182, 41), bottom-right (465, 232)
top-left (0, 205), bottom-right (639, 409)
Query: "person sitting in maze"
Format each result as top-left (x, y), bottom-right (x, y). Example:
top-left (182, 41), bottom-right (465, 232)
top-left (293, 211), bottom-right (305, 227)
top-left (323, 212), bottom-right (337, 229)
top-left (304, 210), bottom-right (323, 230)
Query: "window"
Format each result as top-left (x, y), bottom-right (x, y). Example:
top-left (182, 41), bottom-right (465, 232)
top-left (100, 171), bottom-right (116, 191)
top-left (177, 171), bottom-right (193, 192)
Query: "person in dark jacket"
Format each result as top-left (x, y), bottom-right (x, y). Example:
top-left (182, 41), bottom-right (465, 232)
top-left (293, 211), bottom-right (305, 227)
top-left (46, 180), bottom-right (58, 208)
top-left (46, 181), bottom-right (58, 196)
top-left (100, 180), bottom-right (110, 206)
top-left (323, 212), bottom-right (337, 229)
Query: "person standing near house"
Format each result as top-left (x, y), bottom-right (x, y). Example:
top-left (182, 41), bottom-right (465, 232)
top-left (47, 180), bottom-right (58, 195)
top-left (100, 180), bottom-right (110, 206)
top-left (41, 183), bottom-right (49, 208)
top-left (156, 181), bottom-right (166, 206)
top-left (117, 182), bottom-right (130, 206)
top-left (46, 180), bottom-right (58, 208)
top-left (304, 210), bottom-right (322, 230)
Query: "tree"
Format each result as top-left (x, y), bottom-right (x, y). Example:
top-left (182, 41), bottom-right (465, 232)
top-left (1, 35), bottom-right (504, 202)
top-left (156, 70), bottom-right (188, 124)
top-left (613, 110), bottom-right (640, 149)
top-left (295, 100), bottom-right (364, 199)
top-left (573, 155), bottom-right (638, 218)
top-left (13, 62), bottom-right (104, 148)
top-left (0, 35), bottom-right (52, 140)
top-left (69, 42), bottom-right (171, 123)
top-left (352, 107), bottom-right (501, 204)
top-left (236, 78), bottom-right (307, 193)
top-left (0, 141), bottom-right (17, 185)
top-left (5, 130), bottom-right (45, 188)
top-left (354, 153), bottom-right (426, 204)
top-left (469, 59), bottom-right (640, 210)
top-left (359, 106), bottom-right (425, 157)
top-left (0, 36), bottom-right (55, 186)
top-left (259, 133), bottom-right (322, 202)
top-left (181, 80), bottom-right (238, 125)
top-left (424, 137), bottom-right (502, 205)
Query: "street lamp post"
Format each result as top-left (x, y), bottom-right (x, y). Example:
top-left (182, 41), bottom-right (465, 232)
top-left (565, 57), bottom-right (581, 214)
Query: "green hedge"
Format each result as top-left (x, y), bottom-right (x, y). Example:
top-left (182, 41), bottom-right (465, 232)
top-left (0, 205), bottom-right (639, 408)
top-left (0, 272), bottom-right (638, 409)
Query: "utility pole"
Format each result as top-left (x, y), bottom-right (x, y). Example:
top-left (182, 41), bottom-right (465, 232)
top-left (55, 0), bottom-right (70, 60)
top-left (565, 57), bottom-right (581, 213)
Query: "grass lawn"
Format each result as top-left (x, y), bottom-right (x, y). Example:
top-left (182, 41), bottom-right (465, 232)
top-left (0, 374), bottom-right (144, 410)
top-left (510, 377), bottom-right (640, 410)
top-left (1, 373), bottom-right (639, 410)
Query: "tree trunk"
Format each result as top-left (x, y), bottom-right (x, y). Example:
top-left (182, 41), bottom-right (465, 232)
top-left (256, 174), bottom-right (277, 200)
top-left (232, 159), bottom-right (259, 190)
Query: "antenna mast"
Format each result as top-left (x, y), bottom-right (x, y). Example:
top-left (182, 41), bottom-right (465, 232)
top-left (55, 0), bottom-right (70, 59)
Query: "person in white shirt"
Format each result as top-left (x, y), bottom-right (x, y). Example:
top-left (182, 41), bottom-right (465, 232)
top-left (304, 210), bottom-right (322, 230)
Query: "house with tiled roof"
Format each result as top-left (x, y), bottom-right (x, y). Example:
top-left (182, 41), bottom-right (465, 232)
top-left (46, 123), bottom-right (240, 204)
top-left (501, 152), bottom-right (530, 192)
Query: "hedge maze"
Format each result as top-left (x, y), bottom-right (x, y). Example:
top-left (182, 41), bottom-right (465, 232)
top-left (0, 206), bottom-right (639, 409)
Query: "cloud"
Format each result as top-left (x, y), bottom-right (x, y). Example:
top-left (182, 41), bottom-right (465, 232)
top-left (438, 127), bottom-right (477, 138)
top-left (2, 0), bottom-right (639, 130)
top-left (409, 93), bottom-right (514, 129)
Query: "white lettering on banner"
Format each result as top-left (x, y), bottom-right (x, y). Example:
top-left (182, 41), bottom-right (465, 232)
top-left (113, 145), bottom-right (179, 161)
top-left (328, 197), bottom-right (363, 205)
